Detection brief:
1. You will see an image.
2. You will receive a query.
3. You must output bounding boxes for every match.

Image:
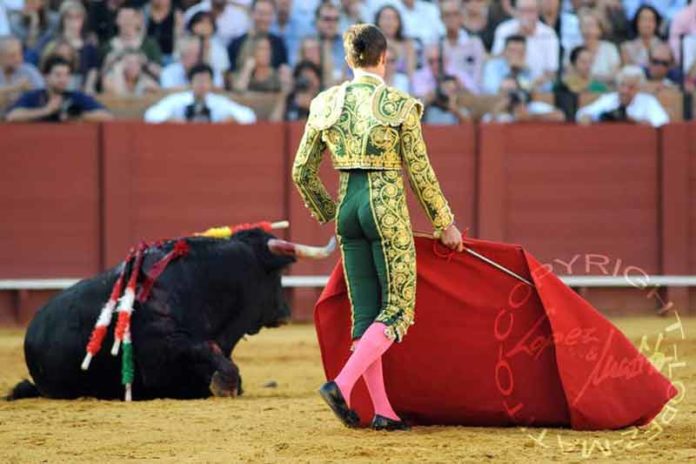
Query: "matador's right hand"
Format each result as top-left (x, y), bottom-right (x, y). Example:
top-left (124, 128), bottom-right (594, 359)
top-left (440, 223), bottom-right (464, 252)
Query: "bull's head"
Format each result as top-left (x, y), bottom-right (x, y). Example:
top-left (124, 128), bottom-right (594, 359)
top-left (231, 227), bottom-right (335, 335)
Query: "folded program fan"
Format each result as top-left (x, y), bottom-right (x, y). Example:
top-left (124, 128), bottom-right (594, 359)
top-left (314, 235), bottom-right (677, 430)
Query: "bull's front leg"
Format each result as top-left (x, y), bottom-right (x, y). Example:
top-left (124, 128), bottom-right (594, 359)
top-left (185, 341), bottom-right (242, 398)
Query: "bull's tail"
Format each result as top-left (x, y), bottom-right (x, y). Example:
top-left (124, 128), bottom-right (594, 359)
top-left (5, 379), bottom-right (40, 401)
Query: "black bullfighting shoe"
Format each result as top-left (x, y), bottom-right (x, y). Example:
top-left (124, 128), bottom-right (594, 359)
top-left (318, 381), bottom-right (360, 428)
top-left (371, 414), bottom-right (411, 431)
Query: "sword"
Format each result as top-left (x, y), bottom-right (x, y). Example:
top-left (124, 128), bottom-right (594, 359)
top-left (414, 231), bottom-right (534, 287)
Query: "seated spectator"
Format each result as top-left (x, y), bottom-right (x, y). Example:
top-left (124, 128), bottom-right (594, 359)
top-left (314, 2), bottom-right (345, 84)
top-left (577, 9), bottom-right (620, 85)
top-left (272, 0), bottom-right (311, 66)
top-left (144, 0), bottom-right (184, 62)
top-left (187, 11), bottom-right (229, 85)
top-left (580, 0), bottom-right (630, 44)
top-left (161, 35), bottom-right (224, 90)
top-left (9, 0), bottom-right (58, 65)
top-left (482, 35), bottom-right (533, 95)
top-left (411, 45), bottom-right (447, 105)
top-left (41, 1), bottom-right (99, 94)
top-left (232, 36), bottom-right (288, 92)
top-left (101, 6), bottom-right (162, 77)
top-left (623, 0), bottom-right (685, 25)
top-left (384, 43), bottom-right (409, 92)
top-left (621, 5), bottom-right (663, 68)
top-left (461, 0), bottom-right (502, 52)
top-left (39, 39), bottom-right (82, 91)
top-left (669, 1), bottom-right (696, 64)
top-left (296, 36), bottom-right (333, 88)
top-left (423, 75), bottom-right (471, 125)
top-left (227, 0), bottom-right (288, 72)
top-left (144, 63), bottom-right (256, 123)
top-left (89, 0), bottom-right (126, 45)
top-left (439, 0), bottom-right (486, 93)
top-left (483, 88), bottom-right (565, 123)
top-left (339, 0), bottom-right (364, 35)
top-left (367, 0), bottom-right (444, 46)
top-left (560, 45), bottom-right (609, 93)
top-left (492, 0), bottom-right (560, 91)
top-left (643, 42), bottom-right (680, 92)
top-left (102, 49), bottom-right (160, 96)
top-left (183, 0), bottom-right (252, 45)
top-left (576, 65), bottom-right (669, 127)
top-left (0, 36), bottom-right (44, 111)
top-left (5, 55), bottom-right (112, 122)
top-left (539, 0), bottom-right (582, 62)
top-left (375, 5), bottom-right (415, 78)
top-left (269, 60), bottom-right (321, 121)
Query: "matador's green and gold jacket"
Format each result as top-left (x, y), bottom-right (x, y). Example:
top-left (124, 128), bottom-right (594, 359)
top-left (291, 74), bottom-right (455, 233)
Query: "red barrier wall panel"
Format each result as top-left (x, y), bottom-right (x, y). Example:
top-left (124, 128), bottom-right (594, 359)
top-left (478, 123), bottom-right (660, 275)
top-left (102, 122), bottom-right (288, 267)
top-left (0, 124), bottom-right (100, 278)
top-left (660, 124), bottom-right (692, 312)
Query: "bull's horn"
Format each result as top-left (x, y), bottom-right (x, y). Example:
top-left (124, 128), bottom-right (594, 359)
top-left (270, 220), bottom-right (289, 230)
top-left (267, 236), bottom-right (336, 259)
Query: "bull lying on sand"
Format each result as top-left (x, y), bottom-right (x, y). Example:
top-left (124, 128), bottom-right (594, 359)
top-left (7, 227), bottom-right (333, 400)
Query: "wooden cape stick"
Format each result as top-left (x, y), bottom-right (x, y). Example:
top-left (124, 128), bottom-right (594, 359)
top-left (413, 231), bottom-right (534, 287)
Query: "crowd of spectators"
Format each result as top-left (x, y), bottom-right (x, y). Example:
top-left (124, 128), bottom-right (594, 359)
top-left (1, 0), bottom-right (694, 126)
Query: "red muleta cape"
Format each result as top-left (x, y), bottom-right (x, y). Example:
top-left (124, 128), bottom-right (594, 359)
top-left (314, 235), bottom-right (677, 429)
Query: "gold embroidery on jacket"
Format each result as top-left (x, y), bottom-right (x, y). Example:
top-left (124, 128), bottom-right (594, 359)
top-left (291, 124), bottom-right (336, 224)
top-left (368, 170), bottom-right (416, 343)
top-left (400, 105), bottom-right (455, 232)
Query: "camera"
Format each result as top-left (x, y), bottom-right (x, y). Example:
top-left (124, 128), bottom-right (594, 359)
top-left (508, 88), bottom-right (531, 107)
top-left (598, 105), bottom-right (628, 122)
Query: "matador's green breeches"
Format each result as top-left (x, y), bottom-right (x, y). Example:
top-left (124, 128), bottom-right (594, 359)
top-left (335, 169), bottom-right (416, 343)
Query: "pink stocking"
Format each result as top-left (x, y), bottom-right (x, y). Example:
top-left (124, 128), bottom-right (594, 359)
top-left (334, 322), bottom-right (393, 407)
top-left (362, 356), bottom-right (400, 420)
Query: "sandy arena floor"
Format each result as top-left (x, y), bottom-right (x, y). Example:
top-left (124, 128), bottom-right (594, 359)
top-left (0, 316), bottom-right (694, 464)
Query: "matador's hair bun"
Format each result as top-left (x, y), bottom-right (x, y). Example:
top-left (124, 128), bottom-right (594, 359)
top-left (343, 24), bottom-right (387, 68)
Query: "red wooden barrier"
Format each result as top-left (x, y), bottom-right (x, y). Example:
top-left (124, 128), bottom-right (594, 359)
top-left (478, 123), bottom-right (662, 313)
top-left (1, 122), bottom-right (694, 326)
top-left (660, 124), bottom-right (695, 312)
top-left (0, 124), bottom-right (101, 277)
top-left (101, 122), bottom-right (288, 267)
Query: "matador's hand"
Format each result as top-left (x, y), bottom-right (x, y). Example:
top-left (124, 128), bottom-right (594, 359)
top-left (440, 223), bottom-right (464, 252)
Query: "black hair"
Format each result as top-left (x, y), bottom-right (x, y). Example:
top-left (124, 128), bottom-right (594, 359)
top-left (293, 60), bottom-right (321, 81)
top-left (187, 11), bottom-right (217, 34)
top-left (41, 55), bottom-right (72, 74)
top-left (505, 34), bottom-right (526, 47)
top-left (631, 5), bottom-right (662, 39)
top-left (569, 45), bottom-right (588, 65)
top-left (374, 5), bottom-right (404, 41)
top-left (187, 62), bottom-right (214, 82)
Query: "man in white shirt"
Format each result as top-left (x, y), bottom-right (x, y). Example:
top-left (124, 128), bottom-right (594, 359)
top-left (492, 0), bottom-right (560, 90)
top-left (576, 65), bottom-right (669, 128)
top-left (145, 63), bottom-right (256, 123)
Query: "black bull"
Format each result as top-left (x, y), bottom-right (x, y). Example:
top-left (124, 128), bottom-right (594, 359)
top-left (7, 228), bottom-right (318, 400)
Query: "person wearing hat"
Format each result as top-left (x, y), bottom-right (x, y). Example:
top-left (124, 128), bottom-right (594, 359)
top-left (291, 23), bottom-right (463, 431)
